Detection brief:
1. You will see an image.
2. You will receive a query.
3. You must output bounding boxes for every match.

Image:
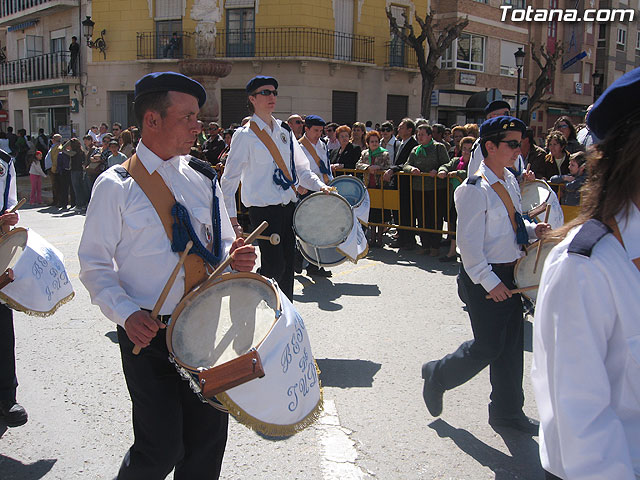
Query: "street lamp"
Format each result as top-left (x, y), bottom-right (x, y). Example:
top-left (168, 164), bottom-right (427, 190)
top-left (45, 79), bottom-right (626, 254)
top-left (81, 16), bottom-right (107, 59)
top-left (592, 70), bottom-right (603, 101)
top-left (514, 47), bottom-right (526, 119)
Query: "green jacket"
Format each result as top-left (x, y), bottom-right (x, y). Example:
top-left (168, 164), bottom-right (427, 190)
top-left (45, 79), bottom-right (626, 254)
top-left (402, 140), bottom-right (449, 190)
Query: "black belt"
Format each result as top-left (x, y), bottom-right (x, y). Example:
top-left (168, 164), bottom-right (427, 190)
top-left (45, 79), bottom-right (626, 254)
top-left (141, 308), bottom-right (171, 325)
top-left (490, 260), bottom-right (517, 267)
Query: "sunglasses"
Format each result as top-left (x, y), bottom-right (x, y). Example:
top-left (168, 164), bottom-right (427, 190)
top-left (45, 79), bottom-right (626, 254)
top-left (557, 124), bottom-right (569, 128)
top-left (254, 89), bottom-right (278, 97)
top-left (499, 140), bottom-right (521, 150)
top-left (380, 127), bottom-right (392, 132)
top-left (293, 120), bottom-right (303, 125)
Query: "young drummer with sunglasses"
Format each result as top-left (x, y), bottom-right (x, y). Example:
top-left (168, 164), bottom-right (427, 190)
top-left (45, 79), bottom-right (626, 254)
top-left (421, 116), bottom-right (550, 434)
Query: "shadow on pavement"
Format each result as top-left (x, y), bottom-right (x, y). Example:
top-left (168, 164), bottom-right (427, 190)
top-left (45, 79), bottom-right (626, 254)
top-left (105, 331), bottom-right (119, 344)
top-left (365, 243), bottom-right (459, 276)
top-left (428, 418), bottom-right (543, 480)
top-left (294, 276), bottom-right (380, 311)
top-left (316, 358), bottom-right (381, 388)
top-left (0, 455), bottom-right (57, 480)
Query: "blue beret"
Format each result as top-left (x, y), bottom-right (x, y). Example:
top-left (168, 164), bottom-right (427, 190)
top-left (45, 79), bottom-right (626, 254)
top-left (480, 116), bottom-right (526, 138)
top-left (484, 100), bottom-right (511, 115)
top-left (246, 76), bottom-right (278, 94)
top-left (134, 71), bottom-right (206, 108)
top-left (587, 66), bottom-right (640, 140)
top-left (304, 115), bottom-right (326, 127)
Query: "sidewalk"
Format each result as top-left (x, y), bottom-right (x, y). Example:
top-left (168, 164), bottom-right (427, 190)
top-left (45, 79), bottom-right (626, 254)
top-left (16, 174), bottom-right (53, 205)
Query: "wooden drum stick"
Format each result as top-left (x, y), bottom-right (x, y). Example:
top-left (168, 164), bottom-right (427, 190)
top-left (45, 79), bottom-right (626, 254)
top-left (242, 231), bottom-right (280, 245)
top-left (132, 241), bottom-right (193, 355)
top-left (533, 204), bottom-right (552, 274)
top-left (485, 284), bottom-right (538, 299)
top-left (0, 198), bottom-right (26, 226)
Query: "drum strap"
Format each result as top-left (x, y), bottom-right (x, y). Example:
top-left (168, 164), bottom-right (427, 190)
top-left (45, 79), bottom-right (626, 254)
top-left (249, 121), bottom-right (297, 192)
top-left (299, 136), bottom-right (330, 184)
top-left (481, 174), bottom-right (529, 245)
top-left (607, 219), bottom-right (640, 272)
top-left (122, 154), bottom-right (208, 293)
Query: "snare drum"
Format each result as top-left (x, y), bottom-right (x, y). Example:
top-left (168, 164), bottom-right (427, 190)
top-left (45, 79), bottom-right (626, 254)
top-left (167, 272), bottom-right (323, 437)
top-left (514, 239), bottom-right (560, 303)
top-left (329, 176), bottom-right (366, 208)
top-left (521, 180), bottom-right (552, 217)
top-left (293, 192), bottom-right (353, 267)
top-left (0, 227), bottom-right (74, 316)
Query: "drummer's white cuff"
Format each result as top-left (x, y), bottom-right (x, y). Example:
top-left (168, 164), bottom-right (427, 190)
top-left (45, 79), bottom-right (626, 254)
top-left (114, 301), bottom-right (141, 329)
top-left (480, 272), bottom-right (501, 294)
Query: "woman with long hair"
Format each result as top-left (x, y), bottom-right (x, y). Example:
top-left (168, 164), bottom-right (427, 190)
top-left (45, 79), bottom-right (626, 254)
top-left (531, 67), bottom-right (640, 480)
top-left (552, 116), bottom-right (584, 154)
top-left (350, 121), bottom-right (366, 150)
top-left (119, 129), bottom-right (135, 158)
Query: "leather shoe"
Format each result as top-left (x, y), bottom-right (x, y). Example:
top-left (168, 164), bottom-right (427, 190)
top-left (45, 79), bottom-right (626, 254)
top-left (0, 400), bottom-right (28, 427)
top-left (421, 361), bottom-right (445, 417)
top-left (489, 415), bottom-right (539, 435)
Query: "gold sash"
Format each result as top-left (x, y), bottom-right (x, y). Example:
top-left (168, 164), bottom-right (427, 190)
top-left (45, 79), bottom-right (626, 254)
top-left (480, 174), bottom-right (518, 235)
top-left (299, 136), bottom-right (329, 184)
top-left (249, 121), bottom-right (296, 192)
top-left (122, 154), bottom-right (208, 294)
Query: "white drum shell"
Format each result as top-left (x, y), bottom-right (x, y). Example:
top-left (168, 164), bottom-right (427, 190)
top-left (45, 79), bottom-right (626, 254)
top-left (514, 240), bottom-right (560, 302)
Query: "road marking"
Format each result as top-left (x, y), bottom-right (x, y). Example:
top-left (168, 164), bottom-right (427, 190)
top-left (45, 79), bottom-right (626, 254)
top-left (316, 399), bottom-right (365, 480)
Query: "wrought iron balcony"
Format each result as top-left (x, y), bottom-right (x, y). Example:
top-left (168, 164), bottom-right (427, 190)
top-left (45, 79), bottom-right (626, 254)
top-left (0, 52), bottom-right (78, 86)
top-left (0, 0), bottom-right (76, 25)
top-left (385, 41), bottom-right (418, 69)
top-left (137, 27), bottom-right (375, 64)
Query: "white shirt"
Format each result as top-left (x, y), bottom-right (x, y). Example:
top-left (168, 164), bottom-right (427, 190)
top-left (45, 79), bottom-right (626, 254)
top-left (0, 158), bottom-right (17, 212)
top-left (382, 135), bottom-right (399, 163)
top-left (78, 141), bottom-right (235, 328)
top-left (220, 114), bottom-right (326, 217)
top-left (87, 129), bottom-right (99, 143)
top-left (454, 161), bottom-right (537, 292)
top-left (532, 203), bottom-right (640, 480)
top-left (326, 137), bottom-right (340, 151)
top-left (300, 135), bottom-right (332, 186)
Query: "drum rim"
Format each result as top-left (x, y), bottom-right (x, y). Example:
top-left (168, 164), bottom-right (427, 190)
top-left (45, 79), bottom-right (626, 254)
top-left (167, 271), bottom-right (281, 373)
top-left (521, 179), bottom-right (552, 211)
top-left (293, 191), bottom-right (353, 247)
top-left (514, 238), bottom-right (561, 302)
top-left (296, 239), bottom-right (347, 268)
top-left (328, 175), bottom-right (366, 209)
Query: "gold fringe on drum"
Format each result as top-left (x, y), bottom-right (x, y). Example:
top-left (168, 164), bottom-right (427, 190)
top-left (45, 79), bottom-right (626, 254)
top-left (0, 290), bottom-right (75, 318)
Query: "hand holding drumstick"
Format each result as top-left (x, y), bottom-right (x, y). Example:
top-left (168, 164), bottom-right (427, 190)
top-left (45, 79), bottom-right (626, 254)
top-left (0, 198), bottom-right (26, 233)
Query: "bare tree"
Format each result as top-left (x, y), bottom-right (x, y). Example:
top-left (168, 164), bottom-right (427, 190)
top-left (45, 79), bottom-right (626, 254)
top-left (386, 8), bottom-right (468, 119)
top-left (525, 42), bottom-right (564, 124)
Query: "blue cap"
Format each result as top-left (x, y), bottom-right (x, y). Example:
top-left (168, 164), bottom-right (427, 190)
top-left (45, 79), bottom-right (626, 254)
top-left (246, 76), bottom-right (278, 94)
top-left (587, 66), bottom-right (640, 140)
top-left (480, 116), bottom-right (526, 138)
top-left (134, 71), bottom-right (206, 108)
top-left (304, 115), bottom-right (326, 127)
top-left (484, 100), bottom-right (511, 115)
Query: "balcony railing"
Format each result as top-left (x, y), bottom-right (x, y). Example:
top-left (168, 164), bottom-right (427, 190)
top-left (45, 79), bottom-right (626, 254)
top-left (385, 41), bottom-right (418, 69)
top-left (0, 52), bottom-right (77, 86)
top-left (1, 0), bottom-right (47, 16)
top-left (137, 27), bottom-right (375, 64)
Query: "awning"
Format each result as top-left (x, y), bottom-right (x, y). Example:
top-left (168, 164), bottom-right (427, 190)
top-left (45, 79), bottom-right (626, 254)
top-left (8, 20), bottom-right (39, 32)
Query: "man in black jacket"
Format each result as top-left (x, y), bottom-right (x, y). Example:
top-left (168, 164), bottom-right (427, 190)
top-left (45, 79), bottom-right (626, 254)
top-left (202, 122), bottom-right (226, 164)
top-left (383, 118), bottom-right (418, 249)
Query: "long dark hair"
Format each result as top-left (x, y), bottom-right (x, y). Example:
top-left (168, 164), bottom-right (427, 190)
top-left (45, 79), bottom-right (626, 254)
top-left (552, 113), bottom-right (640, 238)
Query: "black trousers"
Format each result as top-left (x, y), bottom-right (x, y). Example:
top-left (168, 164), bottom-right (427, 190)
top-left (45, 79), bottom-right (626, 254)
top-left (545, 471), bottom-right (562, 480)
top-left (248, 203), bottom-right (296, 301)
top-left (396, 174), bottom-right (415, 246)
top-left (411, 188), bottom-right (446, 250)
top-left (116, 326), bottom-right (228, 480)
top-left (431, 264), bottom-right (525, 418)
top-left (0, 304), bottom-right (17, 403)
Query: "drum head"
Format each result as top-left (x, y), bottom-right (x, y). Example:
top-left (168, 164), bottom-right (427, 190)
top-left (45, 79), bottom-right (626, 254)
top-left (0, 228), bottom-right (28, 272)
top-left (514, 240), bottom-right (559, 302)
top-left (297, 240), bottom-right (347, 268)
top-left (521, 180), bottom-right (551, 213)
top-left (329, 176), bottom-right (366, 208)
top-left (293, 192), bottom-right (353, 247)
top-left (168, 273), bottom-right (279, 372)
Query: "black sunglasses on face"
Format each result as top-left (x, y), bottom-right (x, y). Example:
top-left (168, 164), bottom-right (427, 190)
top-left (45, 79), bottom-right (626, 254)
top-left (255, 89), bottom-right (278, 97)
top-left (557, 124), bottom-right (569, 128)
top-left (499, 140), bottom-right (521, 149)
top-left (380, 127), bottom-right (392, 132)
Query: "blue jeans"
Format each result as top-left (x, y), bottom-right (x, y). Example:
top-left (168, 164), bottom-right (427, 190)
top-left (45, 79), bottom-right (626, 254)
top-left (71, 170), bottom-right (89, 208)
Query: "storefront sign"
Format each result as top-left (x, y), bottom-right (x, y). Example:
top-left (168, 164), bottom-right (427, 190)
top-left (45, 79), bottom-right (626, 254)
top-left (459, 73), bottom-right (477, 85)
top-left (28, 86), bottom-right (70, 99)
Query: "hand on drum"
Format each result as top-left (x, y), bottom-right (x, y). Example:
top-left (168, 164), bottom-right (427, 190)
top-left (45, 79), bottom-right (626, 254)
top-left (125, 310), bottom-right (165, 348)
top-left (534, 223), bottom-right (552, 239)
top-left (0, 212), bottom-right (18, 226)
top-left (488, 282), bottom-right (513, 302)
top-left (296, 186), bottom-right (308, 196)
top-left (320, 185), bottom-right (333, 194)
top-left (230, 237), bottom-right (256, 272)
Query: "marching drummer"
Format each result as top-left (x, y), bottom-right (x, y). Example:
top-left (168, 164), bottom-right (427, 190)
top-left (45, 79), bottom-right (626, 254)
top-left (0, 148), bottom-right (26, 428)
top-left (78, 72), bottom-right (256, 479)
top-left (220, 76), bottom-right (331, 300)
top-left (531, 67), bottom-right (640, 480)
top-left (421, 116), bottom-right (549, 434)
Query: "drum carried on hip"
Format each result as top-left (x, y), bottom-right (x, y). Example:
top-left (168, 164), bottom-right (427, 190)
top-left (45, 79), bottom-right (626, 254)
top-left (293, 192), bottom-right (353, 268)
top-left (514, 238), bottom-right (560, 303)
top-left (167, 272), bottom-right (323, 437)
top-left (0, 227), bottom-right (74, 316)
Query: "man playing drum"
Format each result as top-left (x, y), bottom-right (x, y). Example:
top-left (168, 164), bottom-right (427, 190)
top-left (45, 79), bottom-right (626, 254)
top-left (78, 72), bottom-right (256, 479)
top-left (421, 116), bottom-right (550, 434)
top-left (0, 148), bottom-right (25, 428)
top-left (220, 76), bottom-right (331, 300)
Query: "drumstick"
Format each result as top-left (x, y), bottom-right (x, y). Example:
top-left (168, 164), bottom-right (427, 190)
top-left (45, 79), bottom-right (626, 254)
top-left (0, 268), bottom-right (14, 290)
top-left (533, 204), bottom-right (552, 274)
top-left (242, 232), bottom-right (280, 245)
top-left (485, 284), bottom-right (538, 299)
top-left (204, 220), bottom-right (269, 284)
top-left (132, 240), bottom-right (193, 355)
top-left (0, 198), bottom-right (26, 226)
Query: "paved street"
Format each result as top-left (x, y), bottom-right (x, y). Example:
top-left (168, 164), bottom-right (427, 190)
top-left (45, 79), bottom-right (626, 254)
top-left (1, 206), bottom-right (544, 480)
